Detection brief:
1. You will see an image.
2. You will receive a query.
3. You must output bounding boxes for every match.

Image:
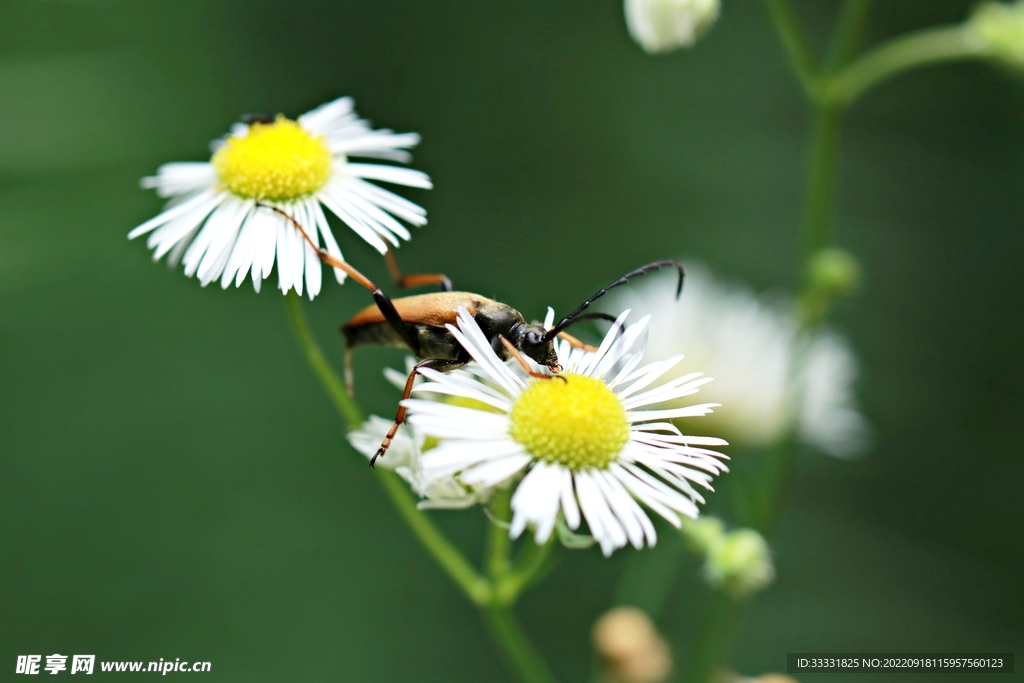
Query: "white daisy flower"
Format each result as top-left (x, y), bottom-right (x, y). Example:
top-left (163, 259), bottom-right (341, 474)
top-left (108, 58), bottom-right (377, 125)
top-left (605, 263), bottom-right (869, 457)
top-left (403, 308), bottom-right (729, 556)
top-left (348, 416), bottom-right (487, 510)
top-left (128, 97), bottom-right (431, 298)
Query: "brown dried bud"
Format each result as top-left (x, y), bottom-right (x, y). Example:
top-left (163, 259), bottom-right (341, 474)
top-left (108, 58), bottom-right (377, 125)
top-left (593, 606), bottom-right (672, 683)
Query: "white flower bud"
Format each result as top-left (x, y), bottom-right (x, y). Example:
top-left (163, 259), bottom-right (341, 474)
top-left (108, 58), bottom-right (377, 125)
top-left (624, 0), bottom-right (721, 54)
top-left (703, 529), bottom-right (775, 599)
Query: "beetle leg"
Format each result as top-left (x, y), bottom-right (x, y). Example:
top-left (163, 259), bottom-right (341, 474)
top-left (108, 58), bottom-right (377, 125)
top-left (556, 331), bottom-right (598, 353)
top-left (498, 337), bottom-right (566, 382)
top-left (371, 358), bottom-right (465, 467)
top-left (344, 345), bottom-right (355, 396)
top-left (257, 203), bottom-right (381, 292)
top-left (257, 204), bottom-right (421, 361)
top-left (372, 289), bottom-right (419, 353)
top-left (385, 248), bottom-right (453, 292)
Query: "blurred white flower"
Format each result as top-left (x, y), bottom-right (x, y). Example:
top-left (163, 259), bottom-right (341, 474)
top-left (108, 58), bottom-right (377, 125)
top-left (404, 308), bottom-right (728, 556)
top-left (348, 415), bottom-right (488, 510)
top-left (605, 263), bottom-right (868, 457)
top-left (129, 97), bottom-right (431, 298)
top-left (624, 0), bottom-right (720, 53)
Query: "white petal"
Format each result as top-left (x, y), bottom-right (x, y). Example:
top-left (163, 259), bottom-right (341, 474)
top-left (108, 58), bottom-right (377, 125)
top-left (559, 467), bottom-right (581, 530)
top-left (339, 177), bottom-right (427, 225)
top-left (346, 163), bottom-right (433, 189)
top-left (509, 462), bottom-right (563, 543)
top-left (310, 200), bottom-right (347, 284)
top-left (298, 200), bottom-right (322, 299)
top-left (318, 185), bottom-right (389, 253)
top-left (458, 453), bottom-right (532, 488)
top-left (141, 162), bottom-right (216, 197)
top-left (575, 470), bottom-right (627, 556)
top-left (128, 188), bottom-right (220, 239)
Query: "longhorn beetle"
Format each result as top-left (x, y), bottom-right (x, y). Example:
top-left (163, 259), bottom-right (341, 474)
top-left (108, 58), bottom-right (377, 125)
top-left (260, 205), bottom-right (685, 467)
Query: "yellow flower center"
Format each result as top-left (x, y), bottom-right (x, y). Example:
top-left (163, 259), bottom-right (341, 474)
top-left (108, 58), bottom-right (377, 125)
top-left (211, 116), bottom-right (333, 201)
top-left (509, 373), bottom-right (629, 470)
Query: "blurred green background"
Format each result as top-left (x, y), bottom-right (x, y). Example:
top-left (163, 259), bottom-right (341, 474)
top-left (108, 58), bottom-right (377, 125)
top-left (1, 0), bottom-right (1021, 681)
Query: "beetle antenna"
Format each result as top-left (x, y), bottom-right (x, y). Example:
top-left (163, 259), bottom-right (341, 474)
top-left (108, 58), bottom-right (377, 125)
top-left (541, 260), bottom-right (684, 343)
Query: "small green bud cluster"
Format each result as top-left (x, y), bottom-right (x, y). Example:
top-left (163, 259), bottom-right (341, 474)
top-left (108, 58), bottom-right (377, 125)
top-left (969, 2), bottom-right (1024, 69)
top-left (681, 517), bottom-right (775, 599)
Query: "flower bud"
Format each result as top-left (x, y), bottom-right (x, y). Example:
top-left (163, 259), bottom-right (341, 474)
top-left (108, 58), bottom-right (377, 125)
top-left (807, 248), bottom-right (861, 300)
top-left (593, 607), bottom-right (673, 683)
top-left (624, 0), bottom-right (720, 54)
top-left (680, 515), bottom-right (726, 553)
top-left (969, 2), bottom-right (1024, 69)
top-left (703, 529), bottom-right (775, 599)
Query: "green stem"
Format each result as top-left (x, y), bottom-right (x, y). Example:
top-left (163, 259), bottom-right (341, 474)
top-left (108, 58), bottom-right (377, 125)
top-left (483, 487), bottom-right (560, 683)
top-left (378, 469), bottom-right (492, 606)
top-left (825, 0), bottom-right (875, 70)
top-left (761, 0), bottom-right (822, 99)
top-left (484, 604), bottom-right (560, 683)
top-left (501, 535), bottom-right (556, 605)
top-left (681, 593), bottom-right (745, 683)
top-left (283, 292), bottom-right (490, 607)
top-left (487, 487), bottom-right (513, 580)
top-left (802, 104), bottom-right (844, 263)
top-left (826, 25), bottom-right (985, 105)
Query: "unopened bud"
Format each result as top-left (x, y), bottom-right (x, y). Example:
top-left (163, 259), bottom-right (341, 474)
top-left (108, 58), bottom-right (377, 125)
top-left (624, 0), bottom-right (720, 54)
top-left (703, 529), bottom-right (775, 599)
top-left (593, 607), bottom-right (673, 683)
top-left (680, 515), bottom-right (726, 553)
top-left (969, 2), bottom-right (1024, 69)
top-left (807, 248), bottom-right (861, 300)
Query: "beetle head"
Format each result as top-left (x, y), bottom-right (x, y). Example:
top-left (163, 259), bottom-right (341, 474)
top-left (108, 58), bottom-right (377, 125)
top-left (512, 322), bottom-right (561, 371)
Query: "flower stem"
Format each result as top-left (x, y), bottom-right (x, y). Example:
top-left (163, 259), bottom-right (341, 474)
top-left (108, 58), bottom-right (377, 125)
top-left (282, 292), bottom-right (490, 607)
top-left (484, 604), bottom-right (559, 683)
top-left (801, 103), bottom-right (844, 264)
top-left (760, 0), bottom-right (822, 99)
top-left (487, 487), bottom-right (514, 579)
top-left (378, 469), bottom-right (492, 606)
top-left (483, 487), bottom-right (560, 683)
top-left (826, 25), bottom-right (985, 105)
top-left (680, 593), bottom-right (744, 683)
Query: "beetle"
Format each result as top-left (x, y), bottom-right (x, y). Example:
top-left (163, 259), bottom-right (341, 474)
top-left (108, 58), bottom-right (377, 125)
top-left (260, 205), bottom-right (684, 466)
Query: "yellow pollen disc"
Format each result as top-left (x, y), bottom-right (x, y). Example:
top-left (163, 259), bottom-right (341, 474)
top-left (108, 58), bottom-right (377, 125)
top-left (211, 116), bottom-right (332, 201)
top-left (509, 373), bottom-right (630, 470)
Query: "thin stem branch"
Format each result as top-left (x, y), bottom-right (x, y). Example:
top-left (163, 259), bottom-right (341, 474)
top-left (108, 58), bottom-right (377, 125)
top-left (487, 487), bottom-right (513, 580)
top-left (802, 104), bottom-right (844, 263)
top-left (826, 25), bottom-right (985, 105)
top-left (482, 486), bottom-right (560, 683)
top-left (283, 292), bottom-right (490, 607)
top-left (761, 0), bottom-right (822, 99)
top-left (501, 536), bottom-right (556, 604)
top-left (826, 0), bottom-right (875, 70)
top-left (484, 604), bottom-right (559, 683)
top-left (680, 593), bottom-right (745, 683)
top-left (378, 470), bottom-right (492, 605)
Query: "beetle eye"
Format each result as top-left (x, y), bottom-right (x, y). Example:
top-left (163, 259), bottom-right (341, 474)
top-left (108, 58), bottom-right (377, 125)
top-left (525, 330), bottom-right (543, 346)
